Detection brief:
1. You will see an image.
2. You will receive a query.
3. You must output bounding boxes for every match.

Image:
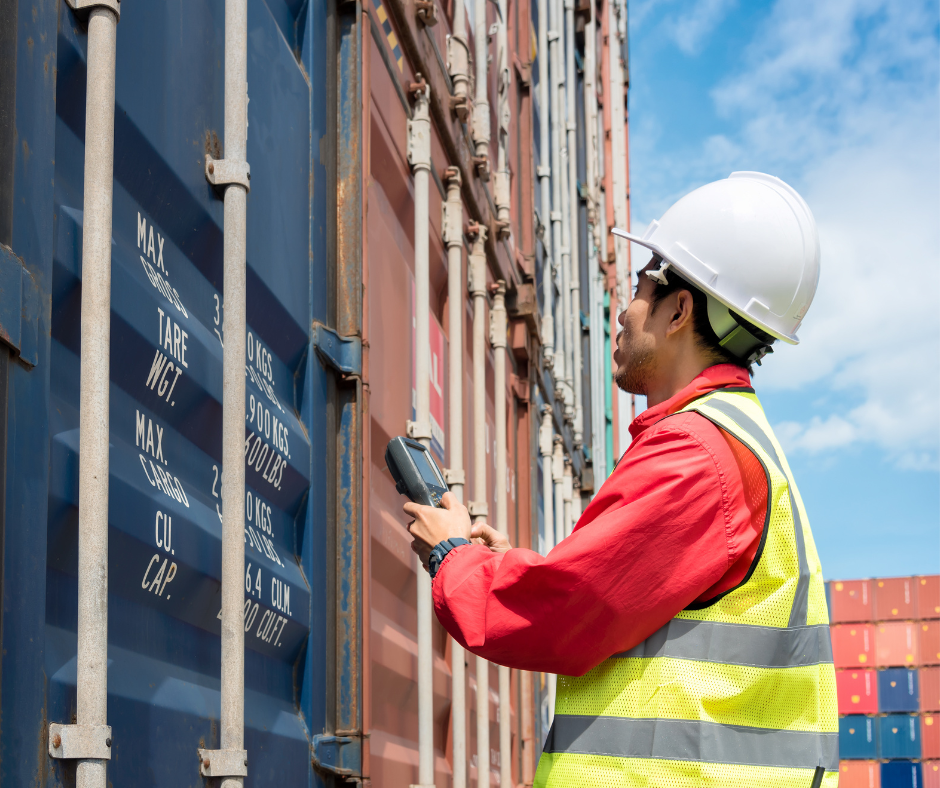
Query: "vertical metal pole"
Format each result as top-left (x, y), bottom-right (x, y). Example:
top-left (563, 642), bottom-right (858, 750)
top-left (472, 0), bottom-right (490, 163)
top-left (494, 0), bottom-right (511, 229)
top-left (448, 0), bottom-right (471, 107)
top-left (540, 417), bottom-right (558, 727)
top-left (75, 6), bottom-right (118, 787)
top-left (537, 0), bottom-right (555, 369)
top-left (443, 169), bottom-right (467, 788)
top-left (408, 83), bottom-right (435, 788)
top-left (565, 0), bottom-right (582, 446)
top-left (490, 284), bottom-right (511, 788)
top-left (608, 0), bottom-right (629, 453)
top-left (551, 438), bottom-right (565, 549)
top-left (469, 227), bottom-right (490, 787)
top-left (562, 461), bottom-right (573, 538)
top-left (220, 2), bottom-right (249, 787)
top-left (548, 0), bottom-right (564, 382)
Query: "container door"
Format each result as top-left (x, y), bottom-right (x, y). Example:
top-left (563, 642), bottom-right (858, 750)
top-left (1, 1), bottom-right (332, 784)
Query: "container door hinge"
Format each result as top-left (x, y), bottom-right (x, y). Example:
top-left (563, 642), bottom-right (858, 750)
top-left (0, 244), bottom-right (39, 367)
top-left (48, 723), bottom-right (112, 760)
top-left (312, 733), bottom-right (364, 778)
top-left (313, 323), bottom-right (362, 376)
top-left (197, 748), bottom-right (248, 778)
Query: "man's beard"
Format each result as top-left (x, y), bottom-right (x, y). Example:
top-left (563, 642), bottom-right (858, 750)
top-left (614, 329), bottom-right (656, 395)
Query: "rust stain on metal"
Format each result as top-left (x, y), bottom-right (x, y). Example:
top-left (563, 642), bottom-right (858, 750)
top-left (204, 129), bottom-right (222, 160)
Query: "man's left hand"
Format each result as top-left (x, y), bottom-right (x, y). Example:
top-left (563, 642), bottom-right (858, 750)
top-left (404, 492), bottom-right (472, 569)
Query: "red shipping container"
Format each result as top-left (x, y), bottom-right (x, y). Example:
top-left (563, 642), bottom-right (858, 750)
top-left (923, 666), bottom-right (940, 711)
top-left (922, 621), bottom-right (940, 666)
top-left (925, 715), bottom-right (940, 759)
top-left (874, 576), bottom-right (917, 621)
top-left (836, 669), bottom-right (879, 714)
top-left (925, 761), bottom-right (940, 788)
top-left (833, 624), bottom-right (876, 668)
top-left (839, 760), bottom-right (881, 788)
top-left (831, 579), bottom-right (874, 623)
top-left (917, 576), bottom-right (940, 620)
top-left (875, 622), bottom-right (919, 667)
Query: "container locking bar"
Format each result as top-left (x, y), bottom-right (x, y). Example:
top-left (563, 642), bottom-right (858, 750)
top-left (197, 748), bottom-right (248, 778)
top-left (48, 723), bottom-right (112, 760)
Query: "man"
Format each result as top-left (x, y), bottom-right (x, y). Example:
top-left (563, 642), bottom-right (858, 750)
top-left (405, 172), bottom-right (838, 787)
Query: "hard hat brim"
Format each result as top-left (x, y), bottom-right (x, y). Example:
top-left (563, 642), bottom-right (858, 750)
top-left (609, 226), bottom-right (799, 345)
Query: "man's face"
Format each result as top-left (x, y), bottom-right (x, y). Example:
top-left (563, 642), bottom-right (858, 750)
top-left (613, 257), bottom-right (661, 395)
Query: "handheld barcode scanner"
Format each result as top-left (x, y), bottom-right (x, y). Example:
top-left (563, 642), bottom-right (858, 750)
top-left (385, 436), bottom-right (449, 507)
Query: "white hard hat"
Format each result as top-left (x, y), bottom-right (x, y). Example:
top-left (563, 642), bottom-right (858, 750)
top-left (612, 172), bottom-right (820, 360)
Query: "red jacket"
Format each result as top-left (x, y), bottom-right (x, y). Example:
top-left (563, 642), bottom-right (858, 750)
top-left (432, 365), bottom-right (769, 676)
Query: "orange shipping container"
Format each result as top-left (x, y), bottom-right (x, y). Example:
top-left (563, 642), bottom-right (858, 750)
top-left (925, 761), bottom-right (940, 788)
top-left (922, 621), bottom-right (940, 666)
top-left (925, 715), bottom-right (940, 759)
top-left (875, 621), bottom-right (920, 667)
top-left (923, 666), bottom-right (940, 711)
top-left (916, 576), bottom-right (940, 620)
top-left (832, 624), bottom-right (876, 668)
top-left (874, 577), bottom-right (916, 621)
top-left (831, 579), bottom-right (874, 623)
top-left (839, 760), bottom-right (881, 788)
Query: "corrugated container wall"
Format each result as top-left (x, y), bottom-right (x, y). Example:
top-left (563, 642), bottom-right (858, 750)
top-left (1, 0), bottom-right (630, 784)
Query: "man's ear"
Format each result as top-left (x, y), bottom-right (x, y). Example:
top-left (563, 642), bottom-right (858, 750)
top-left (665, 290), bottom-right (696, 337)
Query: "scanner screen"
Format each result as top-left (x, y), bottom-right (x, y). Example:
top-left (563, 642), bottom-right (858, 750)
top-left (409, 446), bottom-right (444, 487)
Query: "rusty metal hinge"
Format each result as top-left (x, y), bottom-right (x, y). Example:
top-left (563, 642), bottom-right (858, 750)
top-left (313, 323), bottom-right (362, 376)
top-left (312, 733), bottom-right (363, 778)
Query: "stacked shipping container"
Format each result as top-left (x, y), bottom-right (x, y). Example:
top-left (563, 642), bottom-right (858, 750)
top-left (831, 576), bottom-right (940, 788)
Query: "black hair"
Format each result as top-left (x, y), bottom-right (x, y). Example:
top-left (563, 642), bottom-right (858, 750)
top-left (648, 266), bottom-right (773, 375)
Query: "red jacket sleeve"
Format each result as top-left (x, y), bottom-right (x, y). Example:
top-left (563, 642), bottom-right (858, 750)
top-left (432, 417), bottom-right (739, 676)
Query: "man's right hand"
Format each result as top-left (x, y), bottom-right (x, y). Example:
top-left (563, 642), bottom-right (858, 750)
top-left (470, 522), bottom-right (511, 553)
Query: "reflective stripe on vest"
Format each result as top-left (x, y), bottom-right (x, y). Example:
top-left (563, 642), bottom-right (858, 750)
top-left (542, 716), bottom-right (839, 771)
top-left (535, 390), bottom-right (838, 787)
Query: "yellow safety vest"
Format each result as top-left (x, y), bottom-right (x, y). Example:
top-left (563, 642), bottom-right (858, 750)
top-left (535, 388), bottom-right (838, 788)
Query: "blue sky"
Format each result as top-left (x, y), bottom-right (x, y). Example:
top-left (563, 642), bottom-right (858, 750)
top-left (626, 0), bottom-right (940, 579)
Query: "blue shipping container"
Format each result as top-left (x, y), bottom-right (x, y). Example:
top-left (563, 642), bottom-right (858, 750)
top-left (0, 0), bottom-right (365, 784)
top-left (839, 714), bottom-right (880, 759)
top-left (881, 714), bottom-right (922, 759)
top-left (881, 760), bottom-right (923, 788)
top-left (880, 668), bottom-right (921, 712)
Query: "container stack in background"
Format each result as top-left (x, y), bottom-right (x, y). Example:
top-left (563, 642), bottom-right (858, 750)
top-left (829, 575), bottom-right (940, 788)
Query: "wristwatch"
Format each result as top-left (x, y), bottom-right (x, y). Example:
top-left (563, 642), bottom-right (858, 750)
top-left (428, 537), bottom-right (470, 579)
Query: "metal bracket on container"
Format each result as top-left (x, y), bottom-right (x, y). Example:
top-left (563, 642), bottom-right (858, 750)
top-left (197, 748), bottom-right (248, 778)
top-left (48, 723), bottom-right (112, 760)
top-left (64, 0), bottom-right (121, 20)
top-left (205, 155), bottom-right (251, 193)
top-left (312, 733), bottom-right (362, 778)
top-left (467, 501), bottom-right (488, 518)
top-left (0, 244), bottom-right (39, 367)
top-left (406, 420), bottom-right (432, 441)
top-left (414, 0), bottom-right (438, 25)
top-left (313, 323), bottom-right (362, 376)
top-left (442, 467), bottom-right (465, 486)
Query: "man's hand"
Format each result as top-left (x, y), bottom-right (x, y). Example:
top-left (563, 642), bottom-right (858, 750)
top-left (471, 522), bottom-right (511, 553)
top-left (404, 492), bottom-right (472, 569)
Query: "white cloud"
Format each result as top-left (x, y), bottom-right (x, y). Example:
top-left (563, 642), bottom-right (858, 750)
top-left (665, 0), bottom-right (738, 55)
top-left (630, 0), bottom-right (738, 55)
top-left (637, 0), bottom-right (940, 468)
